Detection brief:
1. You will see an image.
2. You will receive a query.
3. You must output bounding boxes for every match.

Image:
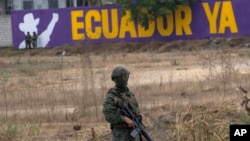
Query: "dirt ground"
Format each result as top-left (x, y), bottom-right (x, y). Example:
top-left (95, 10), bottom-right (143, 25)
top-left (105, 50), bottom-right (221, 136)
top-left (1, 36), bottom-right (250, 141)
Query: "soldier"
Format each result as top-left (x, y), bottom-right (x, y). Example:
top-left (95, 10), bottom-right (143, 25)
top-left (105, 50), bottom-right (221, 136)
top-left (32, 32), bottom-right (38, 48)
top-left (25, 32), bottom-right (32, 49)
top-left (103, 66), bottom-right (146, 141)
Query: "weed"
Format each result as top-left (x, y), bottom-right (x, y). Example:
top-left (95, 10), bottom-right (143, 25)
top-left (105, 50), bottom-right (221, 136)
top-left (0, 122), bottom-right (20, 140)
top-left (27, 122), bottom-right (42, 136)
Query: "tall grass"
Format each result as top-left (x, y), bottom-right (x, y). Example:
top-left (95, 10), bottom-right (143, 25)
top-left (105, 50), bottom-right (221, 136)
top-left (0, 45), bottom-right (250, 140)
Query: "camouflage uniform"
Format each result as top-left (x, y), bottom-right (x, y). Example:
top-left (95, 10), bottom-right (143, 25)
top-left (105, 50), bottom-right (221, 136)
top-left (103, 66), bottom-right (141, 141)
top-left (25, 32), bottom-right (32, 49)
top-left (32, 32), bottom-right (38, 48)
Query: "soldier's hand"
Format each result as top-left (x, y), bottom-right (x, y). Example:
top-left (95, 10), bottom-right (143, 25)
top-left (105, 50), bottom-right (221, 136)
top-left (141, 135), bottom-right (146, 141)
top-left (124, 117), bottom-right (134, 128)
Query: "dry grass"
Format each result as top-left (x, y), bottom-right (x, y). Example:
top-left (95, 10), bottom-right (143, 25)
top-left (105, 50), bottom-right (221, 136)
top-left (173, 102), bottom-right (238, 141)
top-left (1, 37), bottom-right (250, 140)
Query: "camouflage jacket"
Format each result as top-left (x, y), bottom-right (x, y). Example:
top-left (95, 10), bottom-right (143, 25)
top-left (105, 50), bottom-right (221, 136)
top-left (103, 87), bottom-right (140, 128)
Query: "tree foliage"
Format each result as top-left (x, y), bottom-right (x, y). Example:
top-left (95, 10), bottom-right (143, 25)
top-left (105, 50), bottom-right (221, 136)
top-left (117, 0), bottom-right (199, 29)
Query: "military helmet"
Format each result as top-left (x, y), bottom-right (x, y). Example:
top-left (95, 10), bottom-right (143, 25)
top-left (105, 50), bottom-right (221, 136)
top-left (111, 66), bottom-right (130, 81)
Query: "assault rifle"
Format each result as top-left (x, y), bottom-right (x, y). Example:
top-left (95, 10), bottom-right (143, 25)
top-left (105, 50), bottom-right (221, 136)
top-left (118, 102), bottom-right (153, 141)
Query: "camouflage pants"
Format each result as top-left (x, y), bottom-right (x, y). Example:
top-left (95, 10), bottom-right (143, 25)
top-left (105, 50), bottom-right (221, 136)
top-left (112, 127), bottom-right (140, 141)
top-left (32, 41), bottom-right (37, 48)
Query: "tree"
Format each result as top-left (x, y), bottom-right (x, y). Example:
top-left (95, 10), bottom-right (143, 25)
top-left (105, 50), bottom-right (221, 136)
top-left (117, 0), bottom-right (199, 29)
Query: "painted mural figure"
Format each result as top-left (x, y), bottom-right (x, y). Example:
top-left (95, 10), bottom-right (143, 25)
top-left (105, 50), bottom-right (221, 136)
top-left (18, 13), bottom-right (59, 49)
top-left (25, 32), bottom-right (32, 49)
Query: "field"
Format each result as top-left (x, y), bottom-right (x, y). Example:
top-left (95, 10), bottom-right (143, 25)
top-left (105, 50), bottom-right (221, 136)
top-left (1, 37), bottom-right (250, 141)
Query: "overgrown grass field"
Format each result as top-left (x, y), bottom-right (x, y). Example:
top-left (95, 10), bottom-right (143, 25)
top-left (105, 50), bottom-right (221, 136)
top-left (1, 38), bottom-right (250, 140)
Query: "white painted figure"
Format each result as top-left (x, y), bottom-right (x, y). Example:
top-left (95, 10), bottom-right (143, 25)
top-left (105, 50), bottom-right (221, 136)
top-left (18, 13), bottom-right (59, 49)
